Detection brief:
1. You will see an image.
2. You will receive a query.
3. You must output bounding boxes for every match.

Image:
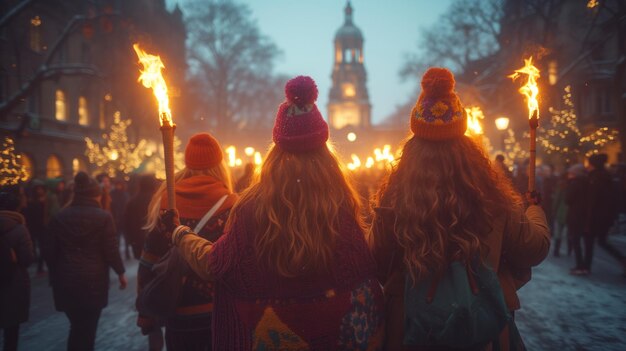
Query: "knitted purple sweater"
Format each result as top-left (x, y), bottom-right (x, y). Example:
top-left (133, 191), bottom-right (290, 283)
top-left (208, 203), bottom-right (384, 350)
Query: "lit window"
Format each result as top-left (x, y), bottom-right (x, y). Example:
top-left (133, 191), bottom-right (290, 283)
top-left (548, 61), bottom-right (558, 85)
top-left (343, 83), bottom-right (356, 97)
top-left (46, 154), bottom-right (63, 178)
top-left (78, 96), bottom-right (89, 125)
top-left (30, 16), bottom-right (42, 52)
top-left (72, 157), bottom-right (87, 174)
top-left (55, 89), bottom-right (66, 121)
top-left (19, 153), bottom-right (34, 181)
top-left (99, 101), bottom-right (106, 129)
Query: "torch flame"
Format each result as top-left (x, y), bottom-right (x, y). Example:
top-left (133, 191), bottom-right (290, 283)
top-left (509, 57), bottom-right (540, 119)
top-left (464, 106), bottom-right (484, 136)
top-left (133, 43), bottom-right (173, 126)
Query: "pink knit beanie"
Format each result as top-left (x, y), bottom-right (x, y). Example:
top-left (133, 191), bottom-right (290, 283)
top-left (272, 76), bottom-right (329, 153)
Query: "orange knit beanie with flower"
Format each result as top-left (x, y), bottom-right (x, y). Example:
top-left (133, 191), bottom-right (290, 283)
top-left (410, 67), bottom-right (467, 140)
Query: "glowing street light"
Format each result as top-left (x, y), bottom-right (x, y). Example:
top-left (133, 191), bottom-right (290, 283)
top-left (495, 117), bottom-right (510, 131)
top-left (347, 132), bottom-right (357, 142)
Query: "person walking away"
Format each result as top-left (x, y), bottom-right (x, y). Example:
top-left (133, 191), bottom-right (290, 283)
top-left (96, 173), bottom-right (112, 212)
top-left (138, 133), bottom-right (237, 351)
top-left (541, 165), bottom-right (557, 231)
top-left (369, 68), bottom-right (550, 350)
top-left (565, 164), bottom-right (588, 275)
top-left (44, 172), bottom-right (127, 351)
top-left (495, 154), bottom-right (513, 180)
top-left (234, 162), bottom-right (255, 193)
top-left (163, 76), bottom-right (385, 350)
top-left (0, 185), bottom-right (34, 351)
top-left (23, 180), bottom-right (47, 274)
top-left (551, 173), bottom-right (569, 257)
top-left (110, 179), bottom-right (130, 259)
top-left (124, 174), bottom-right (158, 260)
top-left (585, 153), bottom-right (626, 275)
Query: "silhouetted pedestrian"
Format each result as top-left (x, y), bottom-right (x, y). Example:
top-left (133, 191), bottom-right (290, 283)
top-left (585, 154), bottom-right (625, 276)
top-left (44, 172), bottom-right (126, 351)
top-left (566, 164), bottom-right (589, 275)
top-left (123, 174), bottom-right (158, 259)
top-left (0, 184), bottom-right (34, 351)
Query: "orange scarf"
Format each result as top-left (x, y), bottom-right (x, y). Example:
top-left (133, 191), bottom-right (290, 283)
top-left (160, 175), bottom-right (236, 219)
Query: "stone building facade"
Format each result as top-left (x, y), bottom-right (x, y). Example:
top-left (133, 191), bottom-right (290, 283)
top-left (0, 0), bottom-right (187, 180)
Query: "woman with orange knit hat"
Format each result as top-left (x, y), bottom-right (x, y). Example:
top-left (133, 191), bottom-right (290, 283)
top-left (369, 68), bottom-right (550, 350)
top-left (162, 76), bottom-right (384, 350)
top-left (137, 133), bottom-right (237, 351)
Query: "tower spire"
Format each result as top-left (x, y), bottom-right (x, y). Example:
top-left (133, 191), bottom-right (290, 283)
top-left (344, 1), bottom-right (353, 24)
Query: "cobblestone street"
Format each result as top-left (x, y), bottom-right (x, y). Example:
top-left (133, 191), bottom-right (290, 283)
top-left (2, 236), bottom-right (625, 351)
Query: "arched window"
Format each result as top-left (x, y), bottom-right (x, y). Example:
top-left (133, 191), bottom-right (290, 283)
top-left (72, 157), bottom-right (88, 174)
top-left (55, 89), bottom-right (67, 121)
top-left (46, 154), bottom-right (63, 178)
top-left (19, 153), bottom-right (34, 181)
top-left (78, 96), bottom-right (89, 125)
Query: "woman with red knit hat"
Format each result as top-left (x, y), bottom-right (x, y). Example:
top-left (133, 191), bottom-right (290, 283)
top-left (369, 68), bottom-right (550, 350)
top-left (162, 76), bottom-right (384, 350)
top-left (137, 133), bottom-right (237, 351)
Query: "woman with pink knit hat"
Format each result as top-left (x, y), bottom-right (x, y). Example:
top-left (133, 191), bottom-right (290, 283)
top-left (137, 133), bottom-right (237, 351)
top-left (163, 76), bottom-right (384, 350)
top-left (369, 67), bottom-right (550, 350)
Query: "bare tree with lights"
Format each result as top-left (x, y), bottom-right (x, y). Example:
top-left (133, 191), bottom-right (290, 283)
top-left (540, 85), bottom-right (619, 164)
top-left (84, 113), bottom-right (147, 178)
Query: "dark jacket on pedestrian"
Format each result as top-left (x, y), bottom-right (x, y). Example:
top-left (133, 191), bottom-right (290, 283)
top-left (587, 167), bottom-right (618, 232)
top-left (45, 197), bottom-right (125, 311)
top-left (123, 176), bottom-right (156, 255)
top-left (0, 211), bottom-right (34, 327)
top-left (565, 174), bottom-right (589, 231)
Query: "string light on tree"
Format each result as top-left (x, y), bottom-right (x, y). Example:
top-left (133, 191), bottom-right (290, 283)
top-left (84, 112), bottom-right (148, 177)
top-left (539, 85), bottom-right (619, 161)
top-left (1, 137), bottom-right (29, 186)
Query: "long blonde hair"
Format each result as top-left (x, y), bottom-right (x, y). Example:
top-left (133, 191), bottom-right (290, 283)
top-left (144, 160), bottom-right (233, 232)
top-left (230, 144), bottom-right (362, 278)
top-left (372, 136), bottom-right (522, 283)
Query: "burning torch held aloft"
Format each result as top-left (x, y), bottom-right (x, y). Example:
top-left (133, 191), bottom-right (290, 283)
top-left (133, 43), bottom-right (176, 210)
top-left (509, 57), bottom-right (540, 194)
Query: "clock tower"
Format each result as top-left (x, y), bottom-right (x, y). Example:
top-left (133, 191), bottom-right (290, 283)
top-left (328, 1), bottom-right (371, 130)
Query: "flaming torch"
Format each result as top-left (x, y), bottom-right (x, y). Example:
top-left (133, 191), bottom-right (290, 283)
top-left (133, 44), bottom-right (176, 209)
top-left (509, 57), bottom-right (540, 193)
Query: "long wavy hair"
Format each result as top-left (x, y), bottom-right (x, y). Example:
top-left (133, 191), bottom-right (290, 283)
top-left (372, 135), bottom-right (522, 283)
top-left (231, 144), bottom-right (362, 278)
top-left (144, 160), bottom-right (233, 232)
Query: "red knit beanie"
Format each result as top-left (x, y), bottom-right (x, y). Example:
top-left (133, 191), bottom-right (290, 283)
top-left (410, 67), bottom-right (467, 140)
top-left (184, 133), bottom-right (223, 170)
top-left (272, 76), bottom-right (329, 153)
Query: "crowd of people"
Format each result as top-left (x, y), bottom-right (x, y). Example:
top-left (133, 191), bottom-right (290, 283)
top-left (0, 69), bottom-right (620, 351)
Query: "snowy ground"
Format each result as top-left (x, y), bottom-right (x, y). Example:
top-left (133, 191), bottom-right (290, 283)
top-left (2, 235), bottom-right (626, 350)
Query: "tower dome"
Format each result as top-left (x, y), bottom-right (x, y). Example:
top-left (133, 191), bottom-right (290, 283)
top-left (335, 1), bottom-right (363, 48)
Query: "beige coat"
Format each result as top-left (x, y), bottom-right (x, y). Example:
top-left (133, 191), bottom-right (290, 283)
top-left (370, 205), bottom-right (550, 351)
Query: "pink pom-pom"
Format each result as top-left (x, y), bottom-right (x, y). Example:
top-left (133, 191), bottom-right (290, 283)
top-left (421, 67), bottom-right (455, 97)
top-left (285, 76), bottom-right (318, 107)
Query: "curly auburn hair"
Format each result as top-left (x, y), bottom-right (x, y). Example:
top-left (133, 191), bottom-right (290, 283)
top-left (229, 144), bottom-right (362, 278)
top-left (372, 135), bottom-right (522, 283)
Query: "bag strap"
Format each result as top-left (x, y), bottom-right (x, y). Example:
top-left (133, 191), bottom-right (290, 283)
top-left (193, 195), bottom-right (229, 233)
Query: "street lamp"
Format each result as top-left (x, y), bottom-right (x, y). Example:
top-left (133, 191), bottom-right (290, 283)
top-left (495, 117), bottom-right (510, 151)
top-left (495, 117), bottom-right (510, 131)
